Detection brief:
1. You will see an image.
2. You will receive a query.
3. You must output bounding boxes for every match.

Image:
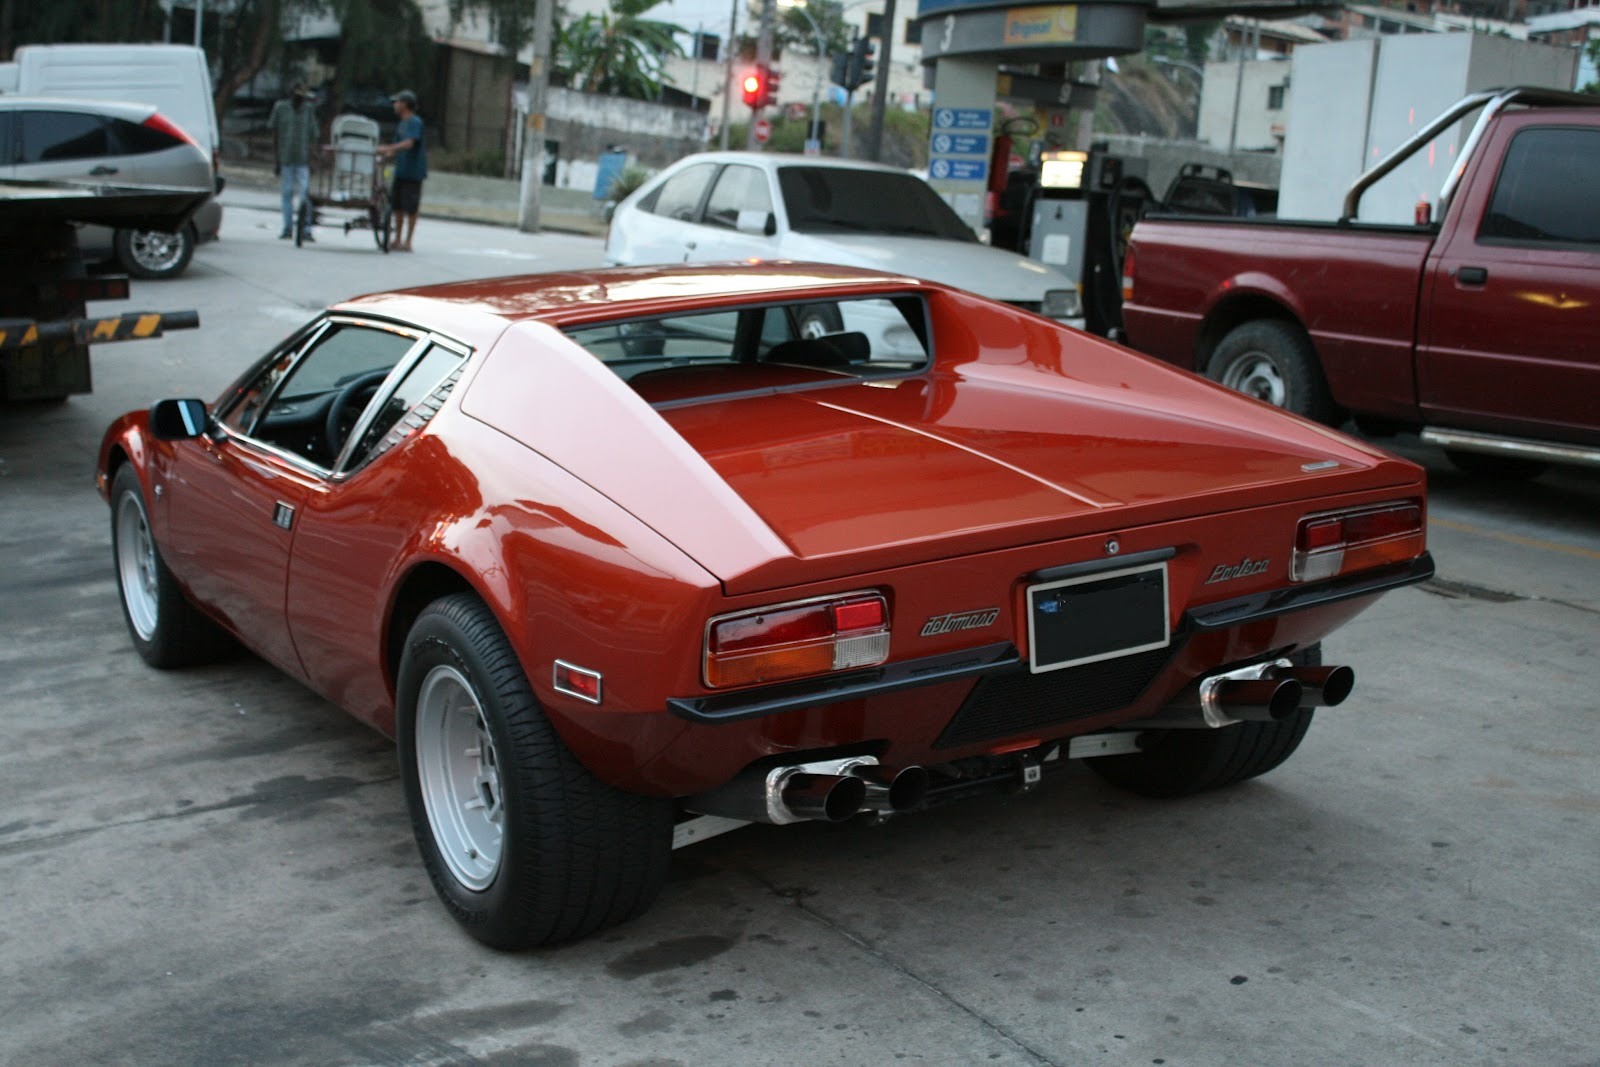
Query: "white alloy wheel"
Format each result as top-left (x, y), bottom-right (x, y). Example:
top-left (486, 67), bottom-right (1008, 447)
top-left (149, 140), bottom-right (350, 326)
top-left (415, 664), bottom-right (505, 890)
top-left (115, 490), bottom-right (161, 641)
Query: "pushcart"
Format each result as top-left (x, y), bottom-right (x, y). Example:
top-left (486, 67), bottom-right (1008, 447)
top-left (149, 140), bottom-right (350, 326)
top-left (296, 114), bottom-right (392, 252)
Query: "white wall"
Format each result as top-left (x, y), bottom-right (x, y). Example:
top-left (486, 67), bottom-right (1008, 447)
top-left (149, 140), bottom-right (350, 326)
top-left (1278, 34), bottom-right (1579, 223)
top-left (1198, 57), bottom-right (1293, 152)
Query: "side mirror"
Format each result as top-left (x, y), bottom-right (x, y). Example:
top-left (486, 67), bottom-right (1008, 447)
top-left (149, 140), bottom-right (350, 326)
top-left (736, 209), bottom-right (776, 237)
top-left (149, 398), bottom-right (210, 440)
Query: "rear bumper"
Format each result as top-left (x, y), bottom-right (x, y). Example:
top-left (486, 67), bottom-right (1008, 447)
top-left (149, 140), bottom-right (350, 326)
top-left (667, 553), bottom-right (1433, 728)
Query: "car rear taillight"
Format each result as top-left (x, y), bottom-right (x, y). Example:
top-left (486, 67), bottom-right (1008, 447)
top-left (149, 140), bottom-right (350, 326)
top-left (705, 593), bottom-right (890, 688)
top-left (1121, 244), bottom-right (1137, 305)
top-left (1291, 501), bottom-right (1425, 582)
top-left (143, 112), bottom-right (198, 147)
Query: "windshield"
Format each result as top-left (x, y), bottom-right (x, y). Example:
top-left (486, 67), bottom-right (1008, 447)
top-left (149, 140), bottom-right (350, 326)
top-left (778, 166), bottom-right (977, 242)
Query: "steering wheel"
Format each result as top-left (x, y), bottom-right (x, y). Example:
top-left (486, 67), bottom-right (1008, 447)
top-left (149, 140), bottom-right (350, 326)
top-left (323, 368), bottom-right (392, 463)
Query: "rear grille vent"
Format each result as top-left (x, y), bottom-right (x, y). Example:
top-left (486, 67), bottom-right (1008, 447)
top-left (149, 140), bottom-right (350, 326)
top-left (933, 643), bottom-right (1179, 749)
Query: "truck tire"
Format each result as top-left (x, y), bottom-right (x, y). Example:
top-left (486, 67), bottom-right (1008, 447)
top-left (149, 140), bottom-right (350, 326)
top-left (1085, 647), bottom-right (1322, 799)
top-left (115, 226), bottom-right (195, 280)
top-left (1207, 320), bottom-right (1337, 425)
top-left (397, 593), bottom-right (674, 949)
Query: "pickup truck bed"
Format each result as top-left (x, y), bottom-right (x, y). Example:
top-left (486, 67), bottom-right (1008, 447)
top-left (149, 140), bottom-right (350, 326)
top-left (1121, 88), bottom-right (1600, 475)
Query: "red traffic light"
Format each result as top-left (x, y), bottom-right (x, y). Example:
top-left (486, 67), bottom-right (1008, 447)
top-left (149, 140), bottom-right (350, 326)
top-left (740, 64), bottom-right (778, 110)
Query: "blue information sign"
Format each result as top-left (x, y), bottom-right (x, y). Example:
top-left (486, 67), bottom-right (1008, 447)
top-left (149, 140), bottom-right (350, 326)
top-left (930, 132), bottom-right (988, 156)
top-left (928, 157), bottom-right (988, 182)
top-left (932, 107), bottom-right (991, 131)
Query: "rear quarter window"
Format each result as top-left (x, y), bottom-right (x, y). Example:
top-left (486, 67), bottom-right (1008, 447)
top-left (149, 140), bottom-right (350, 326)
top-left (17, 110), bottom-right (110, 163)
top-left (563, 295), bottom-right (932, 405)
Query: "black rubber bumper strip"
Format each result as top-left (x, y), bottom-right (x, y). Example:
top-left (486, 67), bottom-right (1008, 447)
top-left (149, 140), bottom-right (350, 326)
top-left (667, 551), bottom-right (1435, 725)
top-left (667, 643), bottom-right (1021, 725)
top-left (1185, 551), bottom-right (1434, 631)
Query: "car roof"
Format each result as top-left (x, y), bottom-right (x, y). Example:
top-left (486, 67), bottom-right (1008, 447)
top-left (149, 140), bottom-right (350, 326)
top-left (337, 262), bottom-right (933, 342)
top-left (657, 151), bottom-right (913, 176)
top-left (0, 95), bottom-right (158, 120)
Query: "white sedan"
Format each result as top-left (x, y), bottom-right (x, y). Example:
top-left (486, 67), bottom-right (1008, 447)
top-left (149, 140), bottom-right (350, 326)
top-left (604, 152), bottom-right (1082, 326)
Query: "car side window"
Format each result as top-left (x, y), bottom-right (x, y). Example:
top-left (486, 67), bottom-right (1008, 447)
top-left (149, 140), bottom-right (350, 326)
top-left (229, 322), bottom-right (421, 469)
top-left (344, 343), bottom-right (466, 470)
top-left (0, 113), bottom-right (13, 166)
top-left (646, 163), bottom-right (718, 222)
top-left (17, 110), bottom-right (111, 164)
top-left (1480, 127), bottom-right (1600, 247)
top-left (703, 165), bottom-right (773, 230)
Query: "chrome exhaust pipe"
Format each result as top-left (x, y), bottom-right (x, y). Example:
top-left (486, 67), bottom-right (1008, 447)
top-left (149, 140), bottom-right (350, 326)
top-left (781, 773), bottom-right (867, 822)
top-left (850, 764), bottom-right (929, 813)
top-left (1273, 664), bottom-right (1355, 708)
top-left (1212, 677), bottom-right (1304, 722)
top-left (685, 757), bottom-right (874, 825)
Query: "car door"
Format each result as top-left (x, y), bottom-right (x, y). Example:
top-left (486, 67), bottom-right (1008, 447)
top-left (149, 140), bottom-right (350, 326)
top-left (160, 319), bottom-right (425, 678)
top-left (283, 338), bottom-right (471, 723)
top-left (1418, 119), bottom-right (1600, 443)
top-left (616, 161), bottom-right (720, 264)
top-left (683, 163), bottom-right (780, 262)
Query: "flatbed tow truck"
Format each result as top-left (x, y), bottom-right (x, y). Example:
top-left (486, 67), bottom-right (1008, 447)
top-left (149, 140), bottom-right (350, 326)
top-left (1, 180), bottom-right (206, 402)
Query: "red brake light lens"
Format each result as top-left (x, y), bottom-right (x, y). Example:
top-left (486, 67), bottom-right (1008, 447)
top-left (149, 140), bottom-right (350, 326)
top-left (1291, 501), bottom-right (1425, 582)
top-left (705, 593), bottom-right (890, 688)
top-left (144, 112), bottom-right (198, 147)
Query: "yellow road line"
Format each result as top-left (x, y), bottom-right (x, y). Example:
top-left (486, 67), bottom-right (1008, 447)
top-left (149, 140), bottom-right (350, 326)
top-left (1431, 516), bottom-right (1600, 561)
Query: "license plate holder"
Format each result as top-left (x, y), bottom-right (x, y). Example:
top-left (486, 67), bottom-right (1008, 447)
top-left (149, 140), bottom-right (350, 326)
top-left (1026, 561), bottom-right (1170, 673)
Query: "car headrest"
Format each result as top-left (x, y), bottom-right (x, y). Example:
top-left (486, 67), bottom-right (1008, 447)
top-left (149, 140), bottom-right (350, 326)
top-left (763, 331), bottom-right (870, 369)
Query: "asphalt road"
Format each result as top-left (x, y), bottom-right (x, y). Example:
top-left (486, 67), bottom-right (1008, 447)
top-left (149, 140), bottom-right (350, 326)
top-left (2, 201), bottom-right (1598, 1067)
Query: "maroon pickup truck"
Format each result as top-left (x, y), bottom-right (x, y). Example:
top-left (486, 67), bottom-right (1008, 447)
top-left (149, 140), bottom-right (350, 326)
top-left (1121, 87), bottom-right (1600, 478)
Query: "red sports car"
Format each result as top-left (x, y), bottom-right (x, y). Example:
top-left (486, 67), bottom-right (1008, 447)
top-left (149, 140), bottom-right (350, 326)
top-left (98, 263), bottom-right (1432, 948)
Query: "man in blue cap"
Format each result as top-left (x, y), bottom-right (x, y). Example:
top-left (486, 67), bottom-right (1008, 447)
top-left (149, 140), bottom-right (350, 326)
top-left (377, 89), bottom-right (427, 251)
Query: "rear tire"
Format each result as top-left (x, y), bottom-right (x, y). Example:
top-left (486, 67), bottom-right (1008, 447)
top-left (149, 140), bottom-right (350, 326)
top-left (115, 226), bottom-right (195, 280)
top-left (397, 593), bottom-right (673, 948)
top-left (1207, 320), bottom-right (1336, 425)
top-left (1086, 647), bottom-right (1322, 798)
top-left (110, 465), bottom-right (235, 668)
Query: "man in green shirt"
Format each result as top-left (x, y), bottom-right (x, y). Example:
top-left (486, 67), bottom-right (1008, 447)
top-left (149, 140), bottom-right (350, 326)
top-left (268, 84), bottom-right (319, 241)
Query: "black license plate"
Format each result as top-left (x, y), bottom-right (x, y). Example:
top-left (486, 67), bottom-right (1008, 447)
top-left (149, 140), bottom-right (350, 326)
top-left (1026, 561), bottom-right (1170, 673)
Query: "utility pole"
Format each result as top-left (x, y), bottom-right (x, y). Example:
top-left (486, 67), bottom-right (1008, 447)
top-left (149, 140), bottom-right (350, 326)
top-left (720, 0), bottom-right (738, 149)
top-left (518, 0), bottom-right (556, 232)
top-left (865, 0), bottom-right (894, 161)
top-left (748, 0), bottom-right (775, 149)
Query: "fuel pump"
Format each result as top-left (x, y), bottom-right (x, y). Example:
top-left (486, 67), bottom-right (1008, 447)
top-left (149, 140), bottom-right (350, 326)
top-left (992, 147), bottom-right (1154, 338)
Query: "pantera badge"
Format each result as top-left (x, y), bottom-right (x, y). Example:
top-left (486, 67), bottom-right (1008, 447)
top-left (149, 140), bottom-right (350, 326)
top-left (1205, 557), bottom-right (1271, 584)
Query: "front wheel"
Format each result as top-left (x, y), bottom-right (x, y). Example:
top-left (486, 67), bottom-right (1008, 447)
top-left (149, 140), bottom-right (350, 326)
top-left (110, 465), bottom-right (234, 668)
top-left (397, 593), bottom-right (674, 948)
top-left (1085, 647), bottom-right (1322, 798)
top-left (115, 226), bottom-right (195, 280)
top-left (1207, 320), bottom-right (1336, 424)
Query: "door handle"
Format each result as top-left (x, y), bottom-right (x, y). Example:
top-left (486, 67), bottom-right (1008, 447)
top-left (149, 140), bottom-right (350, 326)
top-left (1455, 266), bottom-right (1488, 285)
top-left (90, 164), bottom-right (119, 176)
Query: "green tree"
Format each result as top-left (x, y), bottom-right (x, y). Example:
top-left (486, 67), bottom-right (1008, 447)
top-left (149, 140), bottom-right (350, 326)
top-left (0, 0), bottom-right (165, 54)
top-left (773, 0), bottom-right (850, 58)
top-left (557, 0), bottom-right (687, 101)
top-left (1583, 37), bottom-right (1600, 94)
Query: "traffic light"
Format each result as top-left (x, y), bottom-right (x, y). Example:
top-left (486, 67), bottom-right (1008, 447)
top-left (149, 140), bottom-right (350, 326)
top-left (844, 38), bottom-right (875, 91)
top-left (830, 52), bottom-right (849, 89)
top-left (739, 64), bottom-right (779, 109)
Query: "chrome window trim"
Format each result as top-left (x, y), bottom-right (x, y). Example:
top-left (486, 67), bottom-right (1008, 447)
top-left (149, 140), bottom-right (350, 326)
top-left (216, 315), bottom-right (469, 482)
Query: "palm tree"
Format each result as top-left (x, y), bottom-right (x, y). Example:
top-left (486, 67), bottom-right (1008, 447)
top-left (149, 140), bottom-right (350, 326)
top-left (558, 0), bottom-right (687, 101)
